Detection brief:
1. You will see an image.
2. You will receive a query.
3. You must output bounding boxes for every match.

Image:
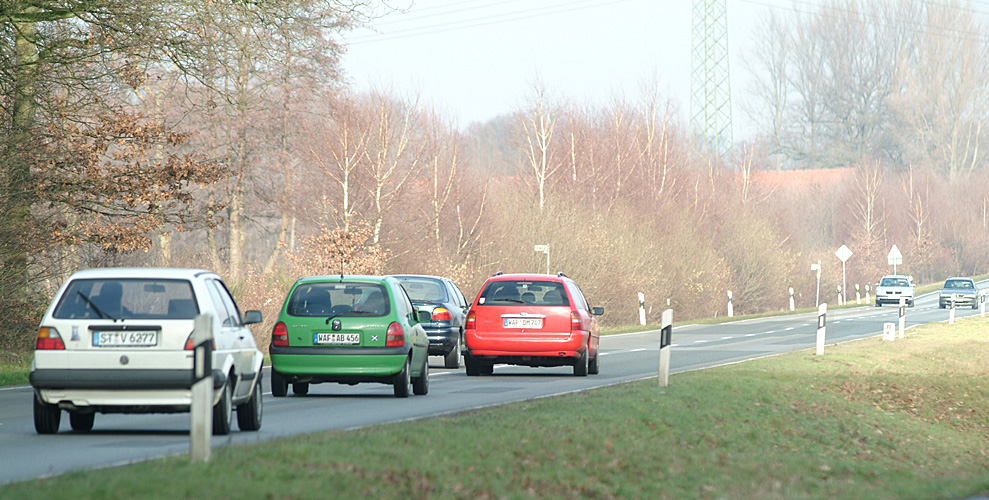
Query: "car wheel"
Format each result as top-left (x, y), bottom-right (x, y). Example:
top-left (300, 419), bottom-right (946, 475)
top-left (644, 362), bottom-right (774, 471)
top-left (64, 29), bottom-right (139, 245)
top-left (444, 335), bottom-right (462, 369)
top-left (588, 351), bottom-right (600, 375)
top-left (236, 376), bottom-right (263, 431)
top-left (69, 411), bottom-right (95, 432)
top-left (33, 395), bottom-right (60, 434)
top-left (574, 348), bottom-right (589, 377)
top-left (939, 302), bottom-right (945, 309)
top-left (413, 357), bottom-right (429, 396)
top-left (465, 352), bottom-right (480, 376)
top-left (292, 382), bottom-right (309, 396)
top-left (480, 362), bottom-right (494, 376)
top-left (876, 301), bottom-right (881, 307)
top-left (212, 379), bottom-right (233, 436)
top-left (270, 369), bottom-right (288, 397)
top-left (394, 357), bottom-right (412, 398)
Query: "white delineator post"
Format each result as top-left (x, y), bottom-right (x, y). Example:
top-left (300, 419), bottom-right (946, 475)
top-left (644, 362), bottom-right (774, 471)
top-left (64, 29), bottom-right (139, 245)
top-left (637, 292), bottom-right (646, 326)
top-left (949, 298), bottom-right (956, 325)
top-left (658, 309), bottom-right (673, 387)
top-left (855, 284), bottom-right (861, 305)
top-left (883, 322), bottom-right (895, 342)
top-left (727, 290), bottom-right (733, 318)
top-left (898, 297), bottom-right (906, 339)
top-left (865, 285), bottom-right (870, 305)
top-left (190, 314), bottom-right (214, 464)
top-left (837, 285), bottom-right (843, 306)
top-left (788, 287), bottom-right (795, 312)
top-left (815, 303), bottom-right (827, 356)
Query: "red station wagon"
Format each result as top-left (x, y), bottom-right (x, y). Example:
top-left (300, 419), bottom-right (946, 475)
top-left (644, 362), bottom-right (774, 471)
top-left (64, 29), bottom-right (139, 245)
top-left (464, 272), bottom-right (603, 377)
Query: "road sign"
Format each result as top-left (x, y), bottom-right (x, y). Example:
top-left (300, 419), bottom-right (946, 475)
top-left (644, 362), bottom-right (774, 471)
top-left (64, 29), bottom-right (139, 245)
top-left (534, 245), bottom-right (549, 253)
top-left (835, 245), bottom-right (852, 263)
top-left (887, 245), bottom-right (902, 266)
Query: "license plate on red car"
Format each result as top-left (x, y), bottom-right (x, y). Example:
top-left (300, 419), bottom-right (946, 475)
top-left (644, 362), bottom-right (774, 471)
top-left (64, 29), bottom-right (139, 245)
top-left (314, 333), bottom-right (360, 345)
top-left (503, 318), bottom-right (543, 329)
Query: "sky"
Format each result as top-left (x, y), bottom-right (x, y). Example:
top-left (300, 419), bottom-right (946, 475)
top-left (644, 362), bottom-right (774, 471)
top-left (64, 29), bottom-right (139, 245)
top-left (339, 0), bottom-right (811, 140)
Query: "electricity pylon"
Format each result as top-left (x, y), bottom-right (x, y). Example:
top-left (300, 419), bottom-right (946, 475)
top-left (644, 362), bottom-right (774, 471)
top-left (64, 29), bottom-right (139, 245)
top-left (690, 0), bottom-right (733, 159)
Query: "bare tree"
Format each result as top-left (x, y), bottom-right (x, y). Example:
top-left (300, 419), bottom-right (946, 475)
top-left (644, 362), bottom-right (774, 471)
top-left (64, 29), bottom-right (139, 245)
top-left (518, 81), bottom-right (560, 212)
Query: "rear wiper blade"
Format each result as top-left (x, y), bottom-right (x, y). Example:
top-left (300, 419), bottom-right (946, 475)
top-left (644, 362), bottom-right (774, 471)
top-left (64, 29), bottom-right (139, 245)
top-left (77, 291), bottom-right (115, 320)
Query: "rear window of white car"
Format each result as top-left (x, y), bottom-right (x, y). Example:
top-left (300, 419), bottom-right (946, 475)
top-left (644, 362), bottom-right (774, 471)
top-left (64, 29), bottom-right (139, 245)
top-left (53, 279), bottom-right (198, 320)
top-left (478, 280), bottom-right (571, 306)
top-left (880, 277), bottom-right (910, 287)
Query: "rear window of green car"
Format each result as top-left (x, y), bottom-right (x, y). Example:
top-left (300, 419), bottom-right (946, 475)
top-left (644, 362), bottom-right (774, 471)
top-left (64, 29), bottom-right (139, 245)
top-left (287, 282), bottom-right (391, 318)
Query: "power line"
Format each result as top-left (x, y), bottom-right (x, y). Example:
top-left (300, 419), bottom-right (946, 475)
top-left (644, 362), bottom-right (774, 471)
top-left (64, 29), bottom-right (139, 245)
top-left (346, 0), bottom-right (637, 45)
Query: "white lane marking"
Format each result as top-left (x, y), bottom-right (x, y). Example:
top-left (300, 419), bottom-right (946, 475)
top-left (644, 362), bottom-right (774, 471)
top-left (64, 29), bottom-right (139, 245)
top-left (744, 333), bottom-right (757, 337)
top-left (630, 348), bottom-right (647, 352)
top-left (722, 336), bottom-right (733, 340)
top-left (785, 327), bottom-right (795, 331)
top-left (695, 339), bottom-right (710, 343)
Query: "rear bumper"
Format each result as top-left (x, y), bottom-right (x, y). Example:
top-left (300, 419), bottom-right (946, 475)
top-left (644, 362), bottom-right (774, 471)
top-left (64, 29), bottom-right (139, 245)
top-left (269, 345), bottom-right (409, 383)
top-left (30, 368), bottom-right (226, 390)
top-left (424, 325), bottom-right (459, 355)
top-left (30, 369), bottom-right (227, 411)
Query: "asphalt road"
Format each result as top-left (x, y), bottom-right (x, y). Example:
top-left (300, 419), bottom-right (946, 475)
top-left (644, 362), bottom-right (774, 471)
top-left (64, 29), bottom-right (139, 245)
top-left (0, 290), bottom-right (979, 486)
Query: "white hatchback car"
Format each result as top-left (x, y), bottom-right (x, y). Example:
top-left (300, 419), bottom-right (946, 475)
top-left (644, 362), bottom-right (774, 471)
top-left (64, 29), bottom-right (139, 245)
top-left (29, 268), bottom-right (264, 435)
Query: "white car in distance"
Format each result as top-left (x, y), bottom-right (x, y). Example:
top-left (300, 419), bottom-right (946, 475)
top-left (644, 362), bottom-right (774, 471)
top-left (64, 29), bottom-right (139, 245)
top-left (29, 268), bottom-right (264, 435)
top-left (874, 274), bottom-right (915, 307)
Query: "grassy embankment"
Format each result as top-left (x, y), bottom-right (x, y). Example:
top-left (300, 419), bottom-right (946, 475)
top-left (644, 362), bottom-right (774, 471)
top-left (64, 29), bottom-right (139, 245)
top-left (4, 315), bottom-right (989, 499)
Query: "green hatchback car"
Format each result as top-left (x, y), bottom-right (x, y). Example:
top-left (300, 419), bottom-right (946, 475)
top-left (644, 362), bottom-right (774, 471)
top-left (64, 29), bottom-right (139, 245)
top-left (269, 276), bottom-right (431, 398)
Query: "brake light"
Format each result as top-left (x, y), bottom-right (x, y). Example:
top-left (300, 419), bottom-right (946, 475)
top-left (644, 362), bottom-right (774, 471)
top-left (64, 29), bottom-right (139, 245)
top-left (571, 311), bottom-right (583, 331)
top-left (386, 322), bottom-right (404, 347)
top-left (271, 321), bottom-right (289, 348)
top-left (431, 307), bottom-right (452, 321)
top-left (183, 333), bottom-right (217, 350)
top-left (36, 327), bottom-right (65, 350)
top-left (465, 310), bottom-right (476, 330)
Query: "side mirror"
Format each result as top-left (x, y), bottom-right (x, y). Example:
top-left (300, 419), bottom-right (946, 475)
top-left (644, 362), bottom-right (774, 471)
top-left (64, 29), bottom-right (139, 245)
top-left (417, 310), bottom-right (432, 323)
top-left (592, 306), bottom-right (604, 316)
top-left (243, 310), bottom-right (262, 325)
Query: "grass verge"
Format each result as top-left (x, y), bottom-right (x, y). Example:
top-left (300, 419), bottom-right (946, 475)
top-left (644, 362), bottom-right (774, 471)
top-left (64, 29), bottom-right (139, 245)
top-left (0, 352), bottom-right (30, 387)
top-left (5, 317), bottom-right (989, 499)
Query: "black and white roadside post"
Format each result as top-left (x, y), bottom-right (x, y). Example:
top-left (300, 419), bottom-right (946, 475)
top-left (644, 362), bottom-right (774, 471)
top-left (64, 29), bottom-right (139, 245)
top-left (190, 314), bottom-right (214, 464)
top-left (811, 261), bottom-right (822, 307)
top-left (855, 284), bottom-right (861, 305)
top-left (815, 303), bottom-right (827, 356)
top-left (898, 297), bottom-right (906, 339)
top-left (788, 287), bottom-right (795, 312)
top-left (637, 292), bottom-right (646, 326)
top-left (949, 297), bottom-right (956, 325)
top-left (865, 284), bottom-right (870, 305)
top-left (658, 309), bottom-right (673, 387)
top-left (837, 285), bottom-right (843, 306)
top-left (726, 290), bottom-right (733, 318)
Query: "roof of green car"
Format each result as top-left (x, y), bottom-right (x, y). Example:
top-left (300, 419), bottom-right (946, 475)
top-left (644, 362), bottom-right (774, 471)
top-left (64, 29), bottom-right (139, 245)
top-left (293, 275), bottom-right (392, 285)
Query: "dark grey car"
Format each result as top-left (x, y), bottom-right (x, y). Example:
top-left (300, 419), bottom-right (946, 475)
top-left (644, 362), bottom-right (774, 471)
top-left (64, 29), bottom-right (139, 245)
top-left (392, 275), bottom-right (469, 368)
top-left (939, 277), bottom-right (980, 309)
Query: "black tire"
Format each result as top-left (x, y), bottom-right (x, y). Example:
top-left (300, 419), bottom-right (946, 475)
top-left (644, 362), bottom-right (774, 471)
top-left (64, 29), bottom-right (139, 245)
top-left (394, 357), bottom-right (411, 398)
top-left (444, 335), bottom-right (462, 369)
top-left (465, 353), bottom-right (480, 376)
top-left (973, 304), bottom-right (979, 310)
top-left (588, 351), bottom-right (600, 375)
top-left (33, 395), bottom-right (60, 435)
top-left (876, 301), bottom-right (882, 307)
top-left (292, 382), bottom-right (309, 396)
top-left (270, 369), bottom-right (288, 397)
top-left (212, 380), bottom-right (233, 436)
top-left (69, 411), bottom-right (95, 432)
top-left (939, 302), bottom-right (945, 309)
top-left (236, 376), bottom-right (263, 431)
top-left (480, 362), bottom-right (494, 376)
top-left (413, 357), bottom-right (429, 396)
top-left (574, 348), bottom-right (589, 377)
